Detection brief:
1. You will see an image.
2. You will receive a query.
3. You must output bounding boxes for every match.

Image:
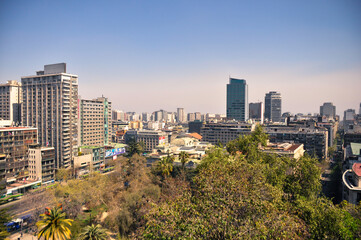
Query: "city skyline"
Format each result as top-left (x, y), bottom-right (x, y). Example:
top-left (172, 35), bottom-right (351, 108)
top-left (0, 0), bottom-right (360, 115)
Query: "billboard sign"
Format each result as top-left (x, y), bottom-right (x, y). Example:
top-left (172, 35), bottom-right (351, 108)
top-left (105, 147), bottom-right (126, 158)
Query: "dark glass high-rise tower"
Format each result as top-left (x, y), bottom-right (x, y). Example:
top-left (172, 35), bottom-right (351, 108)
top-left (226, 78), bottom-right (248, 121)
top-left (264, 91), bottom-right (282, 122)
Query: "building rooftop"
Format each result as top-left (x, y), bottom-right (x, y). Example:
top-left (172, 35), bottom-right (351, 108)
top-left (80, 145), bottom-right (103, 149)
top-left (350, 143), bottom-right (361, 156)
top-left (352, 163), bottom-right (361, 177)
top-left (187, 132), bottom-right (202, 140)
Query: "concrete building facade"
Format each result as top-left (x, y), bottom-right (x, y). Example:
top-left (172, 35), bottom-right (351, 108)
top-left (78, 97), bottom-right (112, 147)
top-left (28, 145), bottom-right (55, 183)
top-left (21, 63), bottom-right (78, 169)
top-left (226, 78), bottom-right (248, 121)
top-left (0, 127), bottom-right (38, 179)
top-left (249, 102), bottom-right (264, 123)
top-left (320, 102), bottom-right (336, 119)
top-left (0, 80), bottom-right (22, 125)
top-left (264, 91), bottom-right (282, 122)
top-left (125, 130), bottom-right (168, 152)
top-left (177, 108), bottom-right (186, 123)
top-left (200, 122), bottom-right (255, 145)
top-left (265, 126), bottom-right (328, 159)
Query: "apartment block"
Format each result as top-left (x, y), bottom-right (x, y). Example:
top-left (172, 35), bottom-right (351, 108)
top-left (28, 145), bottom-right (55, 183)
top-left (200, 122), bottom-right (255, 145)
top-left (78, 97), bottom-right (112, 146)
top-left (0, 127), bottom-right (38, 179)
top-left (265, 126), bottom-right (328, 159)
top-left (0, 80), bottom-right (22, 125)
top-left (21, 63), bottom-right (78, 169)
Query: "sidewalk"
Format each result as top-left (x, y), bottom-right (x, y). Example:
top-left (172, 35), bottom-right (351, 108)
top-left (9, 233), bottom-right (37, 240)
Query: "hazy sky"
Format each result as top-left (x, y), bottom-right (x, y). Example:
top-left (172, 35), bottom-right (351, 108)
top-left (0, 0), bottom-right (360, 116)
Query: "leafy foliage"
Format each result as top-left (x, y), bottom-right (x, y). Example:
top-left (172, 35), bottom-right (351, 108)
top-left (0, 209), bottom-right (11, 240)
top-left (36, 205), bottom-right (73, 240)
top-left (179, 151), bottom-right (190, 169)
top-left (138, 127), bottom-right (361, 239)
top-left (78, 224), bottom-right (108, 240)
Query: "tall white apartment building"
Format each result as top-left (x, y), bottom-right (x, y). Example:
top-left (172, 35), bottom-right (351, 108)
top-left (21, 63), bottom-right (78, 169)
top-left (177, 108), bottom-right (186, 123)
top-left (78, 96), bottom-right (112, 146)
top-left (0, 80), bottom-right (22, 125)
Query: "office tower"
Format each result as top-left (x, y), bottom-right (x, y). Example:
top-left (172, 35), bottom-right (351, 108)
top-left (188, 113), bottom-right (196, 122)
top-left (112, 110), bottom-right (126, 122)
top-left (264, 91), bottom-right (282, 122)
top-left (21, 63), bottom-right (78, 169)
top-left (359, 103), bottom-right (361, 115)
top-left (344, 109), bottom-right (356, 121)
top-left (142, 112), bottom-right (151, 122)
top-left (249, 102), bottom-right (264, 123)
top-left (320, 102), bottom-right (336, 119)
top-left (226, 78), bottom-right (248, 121)
top-left (0, 126), bottom-right (38, 179)
top-left (78, 96), bottom-right (112, 147)
top-left (0, 80), bottom-right (22, 125)
top-left (195, 112), bottom-right (202, 121)
top-left (177, 108), bottom-right (186, 123)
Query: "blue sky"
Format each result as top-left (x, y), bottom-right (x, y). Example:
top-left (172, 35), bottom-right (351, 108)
top-left (0, 0), bottom-right (360, 115)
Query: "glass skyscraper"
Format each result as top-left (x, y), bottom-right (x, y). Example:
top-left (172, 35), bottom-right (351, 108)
top-left (264, 91), bottom-right (282, 122)
top-left (226, 78), bottom-right (248, 121)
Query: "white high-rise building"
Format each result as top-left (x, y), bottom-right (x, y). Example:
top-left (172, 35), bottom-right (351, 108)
top-left (22, 63), bottom-right (78, 169)
top-left (0, 80), bottom-right (22, 125)
top-left (177, 108), bottom-right (186, 123)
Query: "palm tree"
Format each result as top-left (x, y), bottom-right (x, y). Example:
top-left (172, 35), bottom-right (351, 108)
top-left (36, 205), bottom-right (73, 240)
top-left (158, 153), bottom-right (174, 177)
top-left (179, 151), bottom-right (190, 169)
top-left (78, 224), bottom-right (108, 240)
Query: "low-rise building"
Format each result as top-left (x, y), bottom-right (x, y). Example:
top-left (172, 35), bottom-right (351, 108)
top-left (342, 163), bottom-right (361, 204)
top-left (28, 145), bottom-right (55, 183)
top-left (200, 122), bottom-right (255, 145)
top-left (125, 130), bottom-right (168, 152)
top-left (260, 142), bottom-right (305, 160)
top-left (265, 126), bottom-right (328, 160)
top-left (78, 146), bottom-right (105, 170)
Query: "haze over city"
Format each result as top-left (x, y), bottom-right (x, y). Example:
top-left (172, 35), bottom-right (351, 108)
top-left (0, 0), bottom-right (360, 115)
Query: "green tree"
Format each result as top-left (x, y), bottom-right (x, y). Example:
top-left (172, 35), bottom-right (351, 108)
top-left (56, 168), bottom-right (72, 182)
top-left (37, 205), bottom-right (73, 240)
top-left (158, 153), bottom-right (174, 177)
top-left (78, 224), bottom-right (108, 240)
top-left (0, 209), bottom-right (12, 240)
top-left (127, 140), bottom-right (144, 156)
top-left (179, 151), bottom-right (190, 169)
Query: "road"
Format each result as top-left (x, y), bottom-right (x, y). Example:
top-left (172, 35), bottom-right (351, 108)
top-left (0, 190), bottom-right (50, 218)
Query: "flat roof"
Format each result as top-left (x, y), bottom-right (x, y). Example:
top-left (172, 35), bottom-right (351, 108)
top-left (350, 143), bottom-right (361, 156)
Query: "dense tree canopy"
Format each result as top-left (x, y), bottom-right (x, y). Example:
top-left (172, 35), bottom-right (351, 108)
top-left (48, 126), bottom-right (361, 239)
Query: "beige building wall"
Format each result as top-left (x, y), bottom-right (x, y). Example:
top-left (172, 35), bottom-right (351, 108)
top-left (79, 97), bottom-right (112, 146)
top-left (21, 64), bottom-right (78, 169)
top-left (28, 146), bottom-right (55, 182)
top-left (0, 80), bottom-right (22, 124)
